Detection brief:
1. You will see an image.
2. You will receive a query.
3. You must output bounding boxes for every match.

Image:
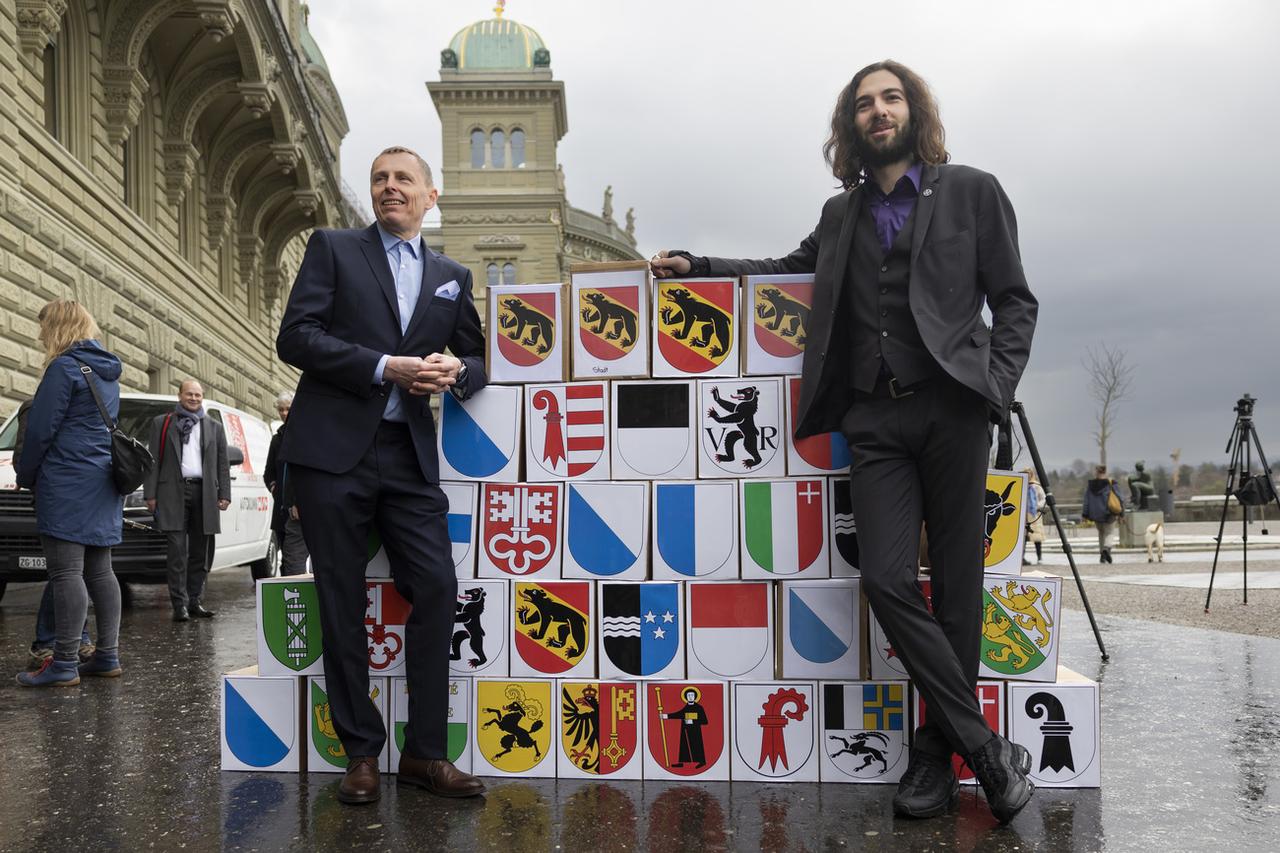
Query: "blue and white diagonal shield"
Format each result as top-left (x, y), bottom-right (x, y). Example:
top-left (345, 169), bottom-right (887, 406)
top-left (441, 481), bottom-right (478, 576)
top-left (438, 386), bottom-right (522, 481)
top-left (222, 677), bottom-right (296, 770)
top-left (564, 482), bottom-right (648, 578)
top-left (652, 481), bottom-right (738, 579)
top-left (782, 581), bottom-right (860, 678)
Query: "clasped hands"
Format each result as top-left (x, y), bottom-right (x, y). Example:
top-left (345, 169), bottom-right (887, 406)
top-left (384, 352), bottom-right (462, 395)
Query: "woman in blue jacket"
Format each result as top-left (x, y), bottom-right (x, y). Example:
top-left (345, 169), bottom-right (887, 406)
top-left (15, 299), bottom-right (124, 686)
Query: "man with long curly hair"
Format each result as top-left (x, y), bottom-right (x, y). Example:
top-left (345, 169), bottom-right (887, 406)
top-left (653, 60), bottom-right (1038, 823)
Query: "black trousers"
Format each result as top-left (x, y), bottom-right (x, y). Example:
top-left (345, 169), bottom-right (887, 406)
top-left (165, 480), bottom-right (210, 609)
top-left (292, 421), bottom-right (456, 760)
top-left (842, 375), bottom-right (994, 758)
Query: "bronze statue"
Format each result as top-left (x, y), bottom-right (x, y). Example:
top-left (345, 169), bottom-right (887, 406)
top-left (1128, 460), bottom-right (1155, 510)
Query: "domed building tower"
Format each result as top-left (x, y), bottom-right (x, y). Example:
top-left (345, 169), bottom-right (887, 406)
top-left (426, 3), bottom-right (641, 288)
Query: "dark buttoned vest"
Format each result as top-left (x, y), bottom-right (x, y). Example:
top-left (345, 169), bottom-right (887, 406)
top-left (846, 197), bottom-right (941, 392)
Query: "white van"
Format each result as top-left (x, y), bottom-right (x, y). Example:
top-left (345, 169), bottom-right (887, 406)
top-left (0, 392), bottom-right (280, 601)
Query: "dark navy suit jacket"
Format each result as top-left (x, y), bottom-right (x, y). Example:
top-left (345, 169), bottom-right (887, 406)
top-left (276, 224), bottom-right (487, 482)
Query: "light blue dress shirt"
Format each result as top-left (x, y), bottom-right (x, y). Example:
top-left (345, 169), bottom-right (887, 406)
top-left (372, 223), bottom-right (424, 422)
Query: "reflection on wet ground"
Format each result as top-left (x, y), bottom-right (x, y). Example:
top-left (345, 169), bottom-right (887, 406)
top-left (0, 571), bottom-right (1277, 852)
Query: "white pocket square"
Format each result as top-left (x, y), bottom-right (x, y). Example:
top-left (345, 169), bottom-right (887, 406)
top-left (435, 280), bottom-right (460, 301)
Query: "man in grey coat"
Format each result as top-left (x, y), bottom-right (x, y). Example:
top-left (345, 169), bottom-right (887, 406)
top-left (144, 379), bottom-right (230, 621)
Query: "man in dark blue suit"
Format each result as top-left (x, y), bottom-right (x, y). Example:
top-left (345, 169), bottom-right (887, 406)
top-left (278, 146), bottom-right (487, 804)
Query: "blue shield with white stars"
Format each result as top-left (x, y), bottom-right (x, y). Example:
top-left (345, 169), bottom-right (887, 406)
top-left (600, 582), bottom-right (681, 676)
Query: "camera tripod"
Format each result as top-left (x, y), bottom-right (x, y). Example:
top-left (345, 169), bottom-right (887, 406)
top-left (1204, 395), bottom-right (1280, 611)
top-left (997, 401), bottom-right (1109, 660)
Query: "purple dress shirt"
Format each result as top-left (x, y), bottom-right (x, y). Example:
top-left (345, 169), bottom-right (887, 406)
top-left (864, 162), bottom-right (922, 253)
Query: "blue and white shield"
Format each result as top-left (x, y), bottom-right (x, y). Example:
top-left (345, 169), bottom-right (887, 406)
top-left (563, 482), bottom-right (649, 579)
top-left (781, 581), bottom-right (861, 678)
top-left (438, 386), bottom-right (522, 481)
top-left (652, 481), bottom-right (739, 580)
top-left (441, 481), bottom-right (478, 577)
top-left (221, 676), bottom-right (299, 771)
top-left (599, 582), bottom-right (683, 678)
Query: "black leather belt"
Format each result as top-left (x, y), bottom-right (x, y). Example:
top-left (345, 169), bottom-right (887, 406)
top-left (183, 477), bottom-right (202, 484)
top-left (861, 374), bottom-right (933, 400)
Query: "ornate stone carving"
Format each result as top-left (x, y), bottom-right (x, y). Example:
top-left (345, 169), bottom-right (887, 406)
top-left (271, 143), bottom-right (299, 174)
top-left (103, 65), bottom-right (149, 144)
top-left (238, 81), bottom-right (272, 118)
top-left (16, 0), bottom-right (68, 53)
top-left (162, 140), bottom-right (200, 204)
top-left (206, 194), bottom-right (237, 249)
top-left (292, 190), bottom-right (319, 217)
top-left (238, 233), bottom-right (263, 285)
top-left (474, 234), bottom-right (525, 251)
top-left (193, 1), bottom-right (236, 42)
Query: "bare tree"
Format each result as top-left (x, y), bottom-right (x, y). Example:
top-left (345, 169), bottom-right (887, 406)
top-left (1083, 344), bottom-right (1135, 469)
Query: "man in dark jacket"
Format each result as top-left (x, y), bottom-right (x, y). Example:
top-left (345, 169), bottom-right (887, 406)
top-left (652, 61), bottom-right (1037, 823)
top-left (264, 391), bottom-right (307, 575)
top-left (1082, 465), bottom-right (1124, 563)
top-left (143, 379), bottom-right (230, 621)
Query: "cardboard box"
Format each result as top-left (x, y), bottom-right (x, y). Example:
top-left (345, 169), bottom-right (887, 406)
top-left (364, 579), bottom-right (411, 677)
top-left (256, 576), bottom-right (325, 677)
top-left (450, 579), bottom-right (510, 678)
top-left (441, 481), bottom-right (480, 579)
top-left (1007, 667), bottom-right (1101, 788)
top-left (221, 667), bottom-right (302, 772)
top-left (741, 274), bottom-right (814, 376)
top-left (914, 680), bottom-right (1005, 785)
top-left (388, 677), bottom-right (474, 774)
top-left (561, 481), bottom-right (650, 580)
top-left (486, 282), bottom-right (569, 384)
top-left (510, 580), bottom-right (596, 679)
top-left (477, 482), bottom-right (564, 579)
top-left (437, 385), bottom-right (523, 482)
top-left (817, 681), bottom-right (910, 784)
top-left (652, 278), bottom-right (740, 378)
top-left (596, 581), bottom-right (686, 680)
top-left (867, 577), bottom-right (930, 680)
top-left (555, 680), bottom-right (645, 779)
top-left (524, 381), bottom-right (610, 481)
top-left (828, 476), bottom-right (860, 577)
top-left (697, 377), bottom-right (786, 479)
top-left (610, 379), bottom-right (697, 480)
top-left (685, 581), bottom-right (774, 680)
top-left (978, 571), bottom-right (1061, 682)
top-left (985, 470), bottom-right (1030, 576)
top-left (739, 478), bottom-right (831, 579)
top-left (785, 376), bottom-right (851, 476)
top-left (306, 676), bottom-right (390, 773)
top-left (570, 262), bottom-right (651, 380)
top-left (779, 579), bottom-right (862, 679)
top-left (642, 681), bottom-right (731, 781)
top-left (472, 678), bottom-right (558, 777)
top-left (651, 480), bottom-right (740, 581)
top-left (730, 681), bottom-right (820, 782)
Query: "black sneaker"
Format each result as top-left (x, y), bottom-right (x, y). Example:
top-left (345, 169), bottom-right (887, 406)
top-left (892, 748), bottom-right (959, 818)
top-left (964, 734), bottom-right (1034, 824)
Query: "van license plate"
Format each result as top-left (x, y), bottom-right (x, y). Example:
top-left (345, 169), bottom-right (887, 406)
top-left (17, 556), bottom-right (46, 569)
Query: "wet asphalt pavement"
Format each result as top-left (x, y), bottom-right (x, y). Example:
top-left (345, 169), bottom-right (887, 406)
top-left (0, 567), bottom-right (1278, 853)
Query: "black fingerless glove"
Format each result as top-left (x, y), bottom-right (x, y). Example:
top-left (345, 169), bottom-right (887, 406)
top-left (667, 250), bottom-right (710, 278)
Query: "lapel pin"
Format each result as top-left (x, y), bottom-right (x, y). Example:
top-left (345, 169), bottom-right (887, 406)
top-left (922, 188), bottom-right (934, 197)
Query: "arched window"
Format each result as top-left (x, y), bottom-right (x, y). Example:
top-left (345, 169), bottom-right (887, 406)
top-left (41, 9), bottom-right (90, 160)
top-left (510, 129), bottom-right (526, 168)
top-left (502, 263), bottom-right (516, 285)
top-left (471, 129), bottom-right (485, 168)
top-left (490, 129), bottom-right (505, 168)
top-left (486, 263), bottom-right (499, 287)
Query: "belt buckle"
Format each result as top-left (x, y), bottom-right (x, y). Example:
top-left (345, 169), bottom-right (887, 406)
top-left (888, 377), bottom-right (914, 399)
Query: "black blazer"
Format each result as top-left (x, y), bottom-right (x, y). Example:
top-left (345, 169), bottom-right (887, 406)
top-left (705, 163), bottom-right (1037, 436)
top-left (276, 224), bottom-right (487, 481)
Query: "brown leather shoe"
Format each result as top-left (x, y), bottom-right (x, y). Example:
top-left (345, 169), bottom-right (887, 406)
top-left (397, 755), bottom-right (486, 798)
top-left (337, 756), bottom-right (381, 805)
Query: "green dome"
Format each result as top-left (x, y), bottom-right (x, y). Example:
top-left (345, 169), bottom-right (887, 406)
top-left (446, 16), bottom-right (549, 71)
top-left (298, 24), bottom-right (329, 73)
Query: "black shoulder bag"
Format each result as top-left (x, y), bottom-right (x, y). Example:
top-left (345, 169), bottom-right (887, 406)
top-left (72, 358), bottom-right (154, 494)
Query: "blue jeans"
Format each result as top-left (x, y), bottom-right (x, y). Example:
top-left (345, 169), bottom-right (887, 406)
top-left (33, 582), bottom-right (91, 651)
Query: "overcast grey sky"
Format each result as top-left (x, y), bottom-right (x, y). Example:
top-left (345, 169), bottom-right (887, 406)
top-left (305, 0), bottom-right (1280, 471)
